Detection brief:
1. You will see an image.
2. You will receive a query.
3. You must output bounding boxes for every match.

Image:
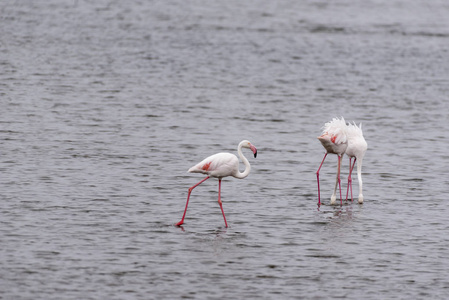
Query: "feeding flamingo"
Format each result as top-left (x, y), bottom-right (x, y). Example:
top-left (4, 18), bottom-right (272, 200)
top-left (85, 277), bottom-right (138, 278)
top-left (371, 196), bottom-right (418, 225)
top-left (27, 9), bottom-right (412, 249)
top-left (175, 140), bottom-right (257, 227)
top-left (345, 122), bottom-right (368, 204)
top-left (316, 117), bottom-right (348, 206)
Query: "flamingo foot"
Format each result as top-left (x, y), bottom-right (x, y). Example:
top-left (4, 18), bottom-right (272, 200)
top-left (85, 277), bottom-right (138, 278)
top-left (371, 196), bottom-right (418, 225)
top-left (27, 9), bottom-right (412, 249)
top-left (330, 195), bottom-right (337, 205)
top-left (175, 220), bottom-right (184, 226)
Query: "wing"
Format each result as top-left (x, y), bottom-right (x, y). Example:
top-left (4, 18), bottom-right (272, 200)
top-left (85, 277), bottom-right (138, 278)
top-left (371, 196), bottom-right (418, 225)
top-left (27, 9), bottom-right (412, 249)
top-left (322, 117), bottom-right (347, 144)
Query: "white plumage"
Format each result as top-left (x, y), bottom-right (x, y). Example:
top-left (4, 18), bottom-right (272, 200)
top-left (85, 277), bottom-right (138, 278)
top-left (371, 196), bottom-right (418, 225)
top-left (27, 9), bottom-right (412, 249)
top-left (345, 122), bottom-right (366, 158)
top-left (322, 117), bottom-right (348, 145)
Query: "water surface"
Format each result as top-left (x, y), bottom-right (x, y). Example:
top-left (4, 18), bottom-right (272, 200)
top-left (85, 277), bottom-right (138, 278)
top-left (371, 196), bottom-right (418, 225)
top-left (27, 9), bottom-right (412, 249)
top-left (1, 0), bottom-right (449, 299)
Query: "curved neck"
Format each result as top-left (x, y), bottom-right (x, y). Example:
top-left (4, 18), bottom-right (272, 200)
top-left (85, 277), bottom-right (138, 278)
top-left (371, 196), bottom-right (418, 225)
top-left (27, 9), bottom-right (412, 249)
top-left (234, 142), bottom-right (251, 179)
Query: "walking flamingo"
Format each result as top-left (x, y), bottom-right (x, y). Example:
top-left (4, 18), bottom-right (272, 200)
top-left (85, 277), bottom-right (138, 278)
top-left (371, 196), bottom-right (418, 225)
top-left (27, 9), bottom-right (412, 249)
top-left (345, 122), bottom-right (368, 204)
top-left (316, 117), bottom-right (348, 206)
top-left (175, 140), bottom-right (257, 227)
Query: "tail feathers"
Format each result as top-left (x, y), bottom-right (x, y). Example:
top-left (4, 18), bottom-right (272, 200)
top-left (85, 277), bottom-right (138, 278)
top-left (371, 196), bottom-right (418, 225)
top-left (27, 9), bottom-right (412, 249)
top-left (347, 121), bottom-right (364, 137)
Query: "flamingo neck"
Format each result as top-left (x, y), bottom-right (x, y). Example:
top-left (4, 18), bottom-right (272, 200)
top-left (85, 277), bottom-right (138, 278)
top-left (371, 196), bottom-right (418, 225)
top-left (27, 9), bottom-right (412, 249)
top-left (356, 157), bottom-right (363, 196)
top-left (234, 141), bottom-right (251, 179)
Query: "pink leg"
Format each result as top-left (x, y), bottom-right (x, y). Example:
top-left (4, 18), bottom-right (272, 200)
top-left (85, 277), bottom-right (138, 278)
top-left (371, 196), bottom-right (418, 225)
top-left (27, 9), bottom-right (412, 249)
top-left (316, 153), bottom-right (328, 206)
top-left (350, 158), bottom-right (356, 201)
top-left (175, 176), bottom-right (209, 226)
top-left (218, 179), bottom-right (228, 228)
top-left (345, 158), bottom-right (356, 201)
top-left (337, 155), bottom-right (342, 206)
top-left (345, 158), bottom-right (352, 201)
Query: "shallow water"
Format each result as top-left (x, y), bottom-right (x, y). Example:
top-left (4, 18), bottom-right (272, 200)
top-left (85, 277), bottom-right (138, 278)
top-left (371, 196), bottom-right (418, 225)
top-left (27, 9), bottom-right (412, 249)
top-left (1, 0), bottom-right (449, 299)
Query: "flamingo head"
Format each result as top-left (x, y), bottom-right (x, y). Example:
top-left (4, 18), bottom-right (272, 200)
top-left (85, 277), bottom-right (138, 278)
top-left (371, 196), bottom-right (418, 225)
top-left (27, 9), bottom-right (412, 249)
top-left (241, 140), bottom-right (257, 158)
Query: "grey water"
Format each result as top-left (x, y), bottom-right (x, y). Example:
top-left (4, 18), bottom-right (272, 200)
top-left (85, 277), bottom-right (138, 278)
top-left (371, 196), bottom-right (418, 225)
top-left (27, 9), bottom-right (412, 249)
top-left (1, 0), bottom-right (449, 299)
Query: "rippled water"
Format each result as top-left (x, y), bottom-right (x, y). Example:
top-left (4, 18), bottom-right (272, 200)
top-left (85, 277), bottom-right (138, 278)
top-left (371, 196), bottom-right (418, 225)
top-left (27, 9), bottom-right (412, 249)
top-left (1, 0), bottom-right (449, 299)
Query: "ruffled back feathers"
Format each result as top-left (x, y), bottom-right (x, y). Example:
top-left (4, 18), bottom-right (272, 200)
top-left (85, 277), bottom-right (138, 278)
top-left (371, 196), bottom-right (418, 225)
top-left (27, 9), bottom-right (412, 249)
top-left (322, 117), bottom-right (348, 144)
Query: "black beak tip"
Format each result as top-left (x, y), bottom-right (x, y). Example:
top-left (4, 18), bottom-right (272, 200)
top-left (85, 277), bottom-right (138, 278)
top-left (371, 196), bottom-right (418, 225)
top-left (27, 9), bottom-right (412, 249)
top-left (254, 151), bottom-right (257, 158)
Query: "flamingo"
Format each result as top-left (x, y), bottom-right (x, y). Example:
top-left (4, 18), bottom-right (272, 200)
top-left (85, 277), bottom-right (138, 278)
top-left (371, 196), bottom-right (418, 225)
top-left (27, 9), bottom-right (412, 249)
top-left (175, 140), bottom-right (257, 227)
top-left (345, 122), bottom-right (368, 204)
top-left (316, 117), bottom-right (348, 206)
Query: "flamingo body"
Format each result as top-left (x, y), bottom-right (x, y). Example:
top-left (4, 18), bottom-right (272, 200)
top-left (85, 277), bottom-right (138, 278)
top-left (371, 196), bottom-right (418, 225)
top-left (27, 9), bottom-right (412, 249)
top-left (175, 140), bottom-right (257, 227)
top-left (317, 134), bottom-right (347, 156)
top-left (188, 153), bottom-right (241, 179)
top-left (318, 117), bottom-right (348, 154)
top-left (345, 122), bottom-right (367, 158)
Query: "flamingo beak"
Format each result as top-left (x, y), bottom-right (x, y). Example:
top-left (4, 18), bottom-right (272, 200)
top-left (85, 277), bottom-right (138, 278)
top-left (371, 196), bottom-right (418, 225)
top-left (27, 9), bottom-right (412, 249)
top-left (250, 144), bottom-right (257, 158)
